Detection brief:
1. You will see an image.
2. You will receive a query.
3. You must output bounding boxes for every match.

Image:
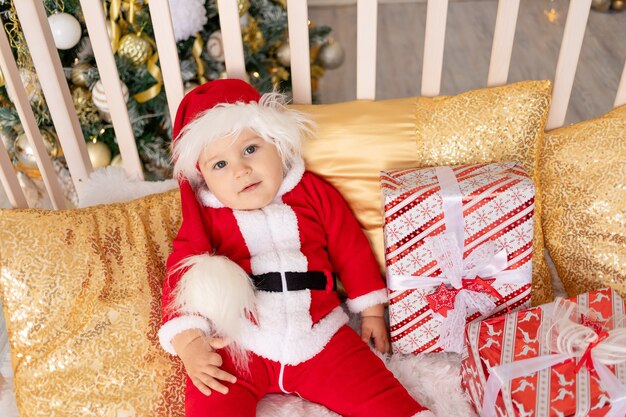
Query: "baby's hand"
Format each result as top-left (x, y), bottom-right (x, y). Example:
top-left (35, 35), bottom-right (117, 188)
top-left (360, 316), bottom-right (391, 354)
top-left (178, 335), bottom-right (237, 396)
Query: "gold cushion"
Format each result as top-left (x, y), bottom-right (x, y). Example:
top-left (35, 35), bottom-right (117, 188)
top-left (540, 105), bottom-right (626, 297)
top-left (299, 80), bottom-right (553, 305)
top-left (0, 190), bottom-right (186, 417)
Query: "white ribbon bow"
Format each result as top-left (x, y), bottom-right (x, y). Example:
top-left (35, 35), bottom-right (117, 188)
top-left (481, 298), bottom-right (626, 417)
top-left (387, 166), bottom-right (530, 353)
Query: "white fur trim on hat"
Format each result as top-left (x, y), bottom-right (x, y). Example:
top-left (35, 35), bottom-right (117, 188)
top-left (198, 157), bottom-right (305, 208)
top-left (346, 288), bottom-right (389, 314)
top-left (412, 411), bottom-right (435, 417)
top-left (173, 92), bottom-right (314, 189)
top-left (170, 254), bottom-right (256, 342)
top-left (158, 315), bottom-right (212, 356)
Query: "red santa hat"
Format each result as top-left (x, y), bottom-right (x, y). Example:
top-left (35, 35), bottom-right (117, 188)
top-left (171, 78), bottom-right (313, 190)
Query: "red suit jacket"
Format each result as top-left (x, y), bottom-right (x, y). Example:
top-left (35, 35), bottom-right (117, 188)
top-left (158, 159), bottom-right (387, 365)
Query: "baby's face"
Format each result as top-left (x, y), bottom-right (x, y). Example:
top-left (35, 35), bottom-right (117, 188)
top-left (198, 128), bottom-right (284, 210)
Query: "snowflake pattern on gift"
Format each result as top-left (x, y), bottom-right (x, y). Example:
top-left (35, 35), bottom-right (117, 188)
top-left (491, 199), bottom-right (509, 216)
top-left (475, 210), bottom-right (492, 227)
top-left (419, 321), bottom-right (438, 339)
top-left (510, 188), bottom-right (528, 205)
top-left (407, 251), bottom-right (425, 270)
top-left (401, 212), bottom-right (419, 232)
top-left (415, 200), bottom-right (437, 220)
top-left (386, 224), bottom-right (403, 242)
top-left (511, 227), bottom-right (530, 246)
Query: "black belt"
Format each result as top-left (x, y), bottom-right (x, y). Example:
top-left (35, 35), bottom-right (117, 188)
top-left (250, 271), bottom-right (336, 292)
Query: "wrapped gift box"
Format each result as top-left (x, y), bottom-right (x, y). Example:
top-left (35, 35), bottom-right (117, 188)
top-left (381, 162), bottom-right (534, 354)
top-left (462, 287), bottom-right (626, 417)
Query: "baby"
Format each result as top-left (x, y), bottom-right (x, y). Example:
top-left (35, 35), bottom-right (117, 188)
top-left (158, 79), bottom-right (433, 417)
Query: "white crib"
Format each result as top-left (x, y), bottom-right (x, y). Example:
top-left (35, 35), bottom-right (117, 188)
top-left (0, 0), bottom-right (624, 211)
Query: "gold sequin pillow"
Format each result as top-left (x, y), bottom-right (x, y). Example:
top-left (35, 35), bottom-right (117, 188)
top-left (540, 104), bottom-right (626, 297)
top-left (413, 80), bottom-right (553, 305)
top-left (0, 190), bottom-right (186, 417)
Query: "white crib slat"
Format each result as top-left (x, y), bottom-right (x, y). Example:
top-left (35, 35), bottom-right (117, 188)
top-left (217, 0), bottom-right (247, 81)
top-left (0, 142), bottom-right (27, 209)
top-left (356, 0), bottom-right (378, 100)
top-left (149, 0), bottom-right (185, 123)
top-left (287, 0), bottom-right (312, 104)
top-left (421, 0), bottom-right (449, 97)
top-left (81, 0), bottom-right (144, 180)
top-left (0, 17), bottom-right (66, 209)
top-left (487, 0), bottom-right (520, 87)
top-left (14, 0), bottom-right (92, 195)
top-left (546, 0), bottom-right (592, 130)
top-left (615, 60), bottom-right (626, 108)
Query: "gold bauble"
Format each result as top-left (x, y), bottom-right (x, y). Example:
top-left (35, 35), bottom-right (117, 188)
top-left (118, 34), bottom-right (152, 65)
top-left (110, 154), bottom-right (123, 167)
top-left (272, 0), bottom-right (287, 9)
top-left (8, 69), bottom-right (43, 104)
top-left (238, 0), bottom-right (250, 16)
top-left (70, 62), bottom-right (92, 87)
top-left (71, 86), bottom-right (100, 125)
top-left (612, 0), bottom-right (625, 10)
top-left (14, 129), bottom-right (61, 169)
top-left (242, 17), bottom-right (264, 53)
top-left (592, 0), bottom-right (612, 11)
top-left (86, 141), bottom-right (112, 169)
top-left (276, 42), bottom-right (291, 67)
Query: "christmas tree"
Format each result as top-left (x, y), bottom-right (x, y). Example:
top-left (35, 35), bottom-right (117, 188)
top-left (0, 0), bottom-right (343, 189)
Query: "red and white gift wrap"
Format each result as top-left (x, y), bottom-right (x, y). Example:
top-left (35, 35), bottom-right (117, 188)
top-left (381, 162), bottom-right (533, 354)
top-left (461, 288), bottom-right (626, 417)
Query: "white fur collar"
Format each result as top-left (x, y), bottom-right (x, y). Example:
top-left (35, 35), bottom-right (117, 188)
top-left (197, 157), bottom-right (305, 208)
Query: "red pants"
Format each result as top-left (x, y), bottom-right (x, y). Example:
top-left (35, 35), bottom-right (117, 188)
top-left (186, 326), bottom-right (430, 417)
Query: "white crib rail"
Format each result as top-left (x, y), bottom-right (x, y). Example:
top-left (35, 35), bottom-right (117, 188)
top-left (487, 0), bottom-right (520, 87)
top-left (547, 0), bottom-right (593, 130)
top-left (1, 0), bottom-right (625, 209)
top-left (0, 10), bottom-right (65, 209)
top-left (14, 0), bottom-right (92, 195)
top-left (81, 0), bottom-right (144, 180)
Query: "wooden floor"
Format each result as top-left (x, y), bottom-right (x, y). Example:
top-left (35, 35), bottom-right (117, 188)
top-left (309, 0), bottom-right (626, 125)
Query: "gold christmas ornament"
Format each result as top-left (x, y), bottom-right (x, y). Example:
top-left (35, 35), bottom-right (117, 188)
top-left (242, 16), bottom-right (265, 53)
top-left (71, 86), bottom-right (100, 126)
top-left (91, 80), bottom-right (129, 123)
top-left (206, 31), bottom-right (225, 63)
top-left (592, 0), bottom-right (612, 11)
top-left (8, 69), bottom-right (43, 104)
top-left (110, 154), bottom-right (123, 168)
top-left (272, 0), bottom-right (287, 9)
top-left (70, 62), bottom-right (92, 87)
top-left (86, 141), bottom-right (112, 169)
top-left (613, 0), bottom-right (625, 10)
top-left (238, 0), bottom-right (250, 16)
top-left (318, 40), bottom-right (345, 70)
top-left (118, 33), bottom-right (152, 65)
top-left (14, 129), bottom-right (61, 169)
top-left (276, 42), bottom-right (291, 67)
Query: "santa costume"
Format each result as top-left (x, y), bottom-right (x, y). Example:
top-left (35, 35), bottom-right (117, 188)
top-left (158, 79), bottom-right (433, 417)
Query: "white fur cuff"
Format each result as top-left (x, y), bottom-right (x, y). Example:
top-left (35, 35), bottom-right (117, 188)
top-left (345, 288), bottom-right (388, 314)
top-left (413, 411), bottom-right (435, 417)
top-left (158, 315), bottom-right (212, 355)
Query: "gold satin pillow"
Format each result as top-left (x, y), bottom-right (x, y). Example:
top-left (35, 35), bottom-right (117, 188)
top-left (296, 97), bottom-right (421, 276)
top-left (0, 190), bottom-right (186, 417)
top-left (540, 105), bottom-right (626, 297)
top-left (298, 81), bottom-right (553, 305)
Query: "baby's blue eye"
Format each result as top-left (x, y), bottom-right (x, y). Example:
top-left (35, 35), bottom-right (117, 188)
top-left (214, 160), bottom-right (227, 169)
top-left (244, 145), bottom-right (257, 155)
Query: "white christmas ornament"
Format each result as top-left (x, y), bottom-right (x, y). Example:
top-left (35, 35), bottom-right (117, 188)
top-left (206, 31), bottom-right (225, 62)
top-left (91, 79), bottom-right (129, 122)
top-left (168, 0), bottom-right (208, 42)
top-left (48, 12), bottom-right (82, 50)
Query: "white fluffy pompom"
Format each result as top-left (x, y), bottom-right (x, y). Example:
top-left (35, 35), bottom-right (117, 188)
top-left (168, 0), bottom-right (208, 42)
